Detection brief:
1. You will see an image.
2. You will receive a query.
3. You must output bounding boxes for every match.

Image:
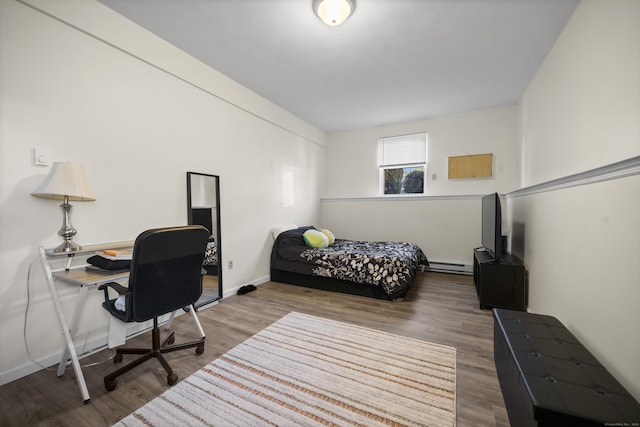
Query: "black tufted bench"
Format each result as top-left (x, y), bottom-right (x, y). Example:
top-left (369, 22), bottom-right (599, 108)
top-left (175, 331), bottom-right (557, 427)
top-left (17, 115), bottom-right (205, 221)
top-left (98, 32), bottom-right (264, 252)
top-left (493, 308), bottom-right (640, 426)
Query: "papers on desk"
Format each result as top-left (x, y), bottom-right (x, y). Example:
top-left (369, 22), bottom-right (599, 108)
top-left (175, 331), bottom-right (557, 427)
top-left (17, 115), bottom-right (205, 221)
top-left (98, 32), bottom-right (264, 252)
top-left (98, 249), bottom-right (133, 260)
top-left (109, 316), bottom-right (127, 348)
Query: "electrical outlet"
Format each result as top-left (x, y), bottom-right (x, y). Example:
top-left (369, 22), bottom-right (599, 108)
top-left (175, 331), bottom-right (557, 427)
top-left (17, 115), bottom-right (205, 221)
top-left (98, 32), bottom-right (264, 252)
top-left (228, 260), bottom-right (233, 270)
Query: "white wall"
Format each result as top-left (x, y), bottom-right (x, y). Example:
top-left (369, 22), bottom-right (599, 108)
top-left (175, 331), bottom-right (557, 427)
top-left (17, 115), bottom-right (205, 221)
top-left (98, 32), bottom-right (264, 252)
top-left (0, 0), bottom-right (325, 384)
top-left (321, 106), bottom-right (518, 265)
top-left (321, 197), bottom-right (481, 266)
top-left (513, 0), bottom-right (640, 400)
top-left (519, 0), bottom-right (640, 187)
top-left (325, 105), bottom-right (519, 198)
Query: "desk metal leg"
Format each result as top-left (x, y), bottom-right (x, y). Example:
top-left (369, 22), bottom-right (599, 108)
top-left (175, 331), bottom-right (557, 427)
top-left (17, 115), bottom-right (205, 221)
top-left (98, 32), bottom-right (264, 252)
top-left (188, 305), bottom-right (206, 339)
top-left (163, 309), bottom-right (205, 339)
top-left (39, 248), bottom-right (91, 404)
top-left (57, 285), bottom-right (89, 377)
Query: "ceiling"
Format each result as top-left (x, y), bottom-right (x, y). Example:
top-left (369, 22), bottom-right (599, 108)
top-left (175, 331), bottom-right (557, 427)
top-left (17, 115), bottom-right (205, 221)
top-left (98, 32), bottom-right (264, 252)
top-left (96, 0), bottom-right (580, 134)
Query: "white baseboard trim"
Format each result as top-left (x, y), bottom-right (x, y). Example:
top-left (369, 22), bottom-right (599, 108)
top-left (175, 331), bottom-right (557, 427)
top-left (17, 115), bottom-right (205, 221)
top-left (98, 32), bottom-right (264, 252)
top-left (222, 275), bottom-right (270, 299)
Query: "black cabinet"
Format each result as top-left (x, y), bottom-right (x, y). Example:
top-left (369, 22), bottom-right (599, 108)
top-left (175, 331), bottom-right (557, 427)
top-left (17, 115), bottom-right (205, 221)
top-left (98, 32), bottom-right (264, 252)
top-left (473, 248), bottom-right (528, 311)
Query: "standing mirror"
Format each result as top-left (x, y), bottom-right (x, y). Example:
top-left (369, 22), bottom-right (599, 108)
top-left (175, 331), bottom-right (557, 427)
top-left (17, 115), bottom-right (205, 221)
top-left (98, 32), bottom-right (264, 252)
top-left (187, 172), bottom-right (222, 308)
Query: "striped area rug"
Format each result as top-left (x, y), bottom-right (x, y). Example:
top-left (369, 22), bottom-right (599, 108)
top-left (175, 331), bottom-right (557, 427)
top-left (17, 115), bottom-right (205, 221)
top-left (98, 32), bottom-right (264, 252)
top-left (114, 312), bottom-right (456, 426)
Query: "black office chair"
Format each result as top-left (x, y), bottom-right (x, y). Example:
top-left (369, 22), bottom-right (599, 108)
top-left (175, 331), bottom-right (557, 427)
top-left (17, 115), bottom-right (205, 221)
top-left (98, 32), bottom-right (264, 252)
top-left (98, 225), bottom-right (210, 391)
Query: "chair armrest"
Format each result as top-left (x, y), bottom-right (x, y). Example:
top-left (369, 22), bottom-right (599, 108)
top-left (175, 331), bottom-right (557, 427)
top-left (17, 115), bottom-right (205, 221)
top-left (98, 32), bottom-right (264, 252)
top-left (98, 281), bottom-right (131, 321)
top-left (98, 281), bottom-right (130, 309)
top-left (98, 281), bottom-right (129, 295)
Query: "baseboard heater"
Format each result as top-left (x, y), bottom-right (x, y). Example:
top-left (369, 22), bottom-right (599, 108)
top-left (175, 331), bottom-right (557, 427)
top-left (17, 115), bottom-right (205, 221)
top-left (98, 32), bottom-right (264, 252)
top-left (425, 261), bottom-right (473, 275)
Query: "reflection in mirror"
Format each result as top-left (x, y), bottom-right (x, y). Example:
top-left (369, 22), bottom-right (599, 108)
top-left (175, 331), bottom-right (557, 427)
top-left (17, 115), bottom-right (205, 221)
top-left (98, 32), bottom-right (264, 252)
top-left (187, 172), bottom-right (222, 308)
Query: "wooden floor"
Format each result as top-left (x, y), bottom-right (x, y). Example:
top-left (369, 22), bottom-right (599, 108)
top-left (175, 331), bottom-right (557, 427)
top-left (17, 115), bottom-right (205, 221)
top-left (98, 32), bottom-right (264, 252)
top-left (0, 272), bottom-right (510, 426)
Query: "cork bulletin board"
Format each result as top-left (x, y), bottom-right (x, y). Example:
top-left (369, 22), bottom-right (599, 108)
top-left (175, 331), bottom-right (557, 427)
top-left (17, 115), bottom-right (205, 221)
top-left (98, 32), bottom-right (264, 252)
top-left (448, 153), bottom-right (493, 179)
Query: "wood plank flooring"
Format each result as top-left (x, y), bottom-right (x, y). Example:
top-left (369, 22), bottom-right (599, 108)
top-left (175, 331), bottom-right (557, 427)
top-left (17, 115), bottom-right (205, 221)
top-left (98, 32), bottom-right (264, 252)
top-left (0, 272), bottom-right (510, 426)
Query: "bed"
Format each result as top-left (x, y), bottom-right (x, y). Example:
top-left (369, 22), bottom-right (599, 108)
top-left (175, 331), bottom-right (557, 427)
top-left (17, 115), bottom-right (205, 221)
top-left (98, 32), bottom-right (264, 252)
top-left (203, 240), bottom-right (218, 275)
top-left (190, 207), bottom-right (218, 275)
top-left (270, 226), bottom-right (429, 300)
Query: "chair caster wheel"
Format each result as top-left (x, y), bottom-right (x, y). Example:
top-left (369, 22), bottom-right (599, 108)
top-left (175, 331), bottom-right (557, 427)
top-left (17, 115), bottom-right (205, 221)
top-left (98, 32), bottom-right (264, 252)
top-left (114, 354), bottom-right (123, 363)
top-left (105, 379), bottom-right (118, 391)
top-left (196, 343), bottom-right (205, 355)
top-left (167, 373), bottom-right (178, 385)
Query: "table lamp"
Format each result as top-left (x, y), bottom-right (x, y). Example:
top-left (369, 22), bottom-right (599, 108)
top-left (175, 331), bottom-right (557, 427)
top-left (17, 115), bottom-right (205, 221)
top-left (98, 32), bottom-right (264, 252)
top-left (31, 162), bottom-right (96, 252)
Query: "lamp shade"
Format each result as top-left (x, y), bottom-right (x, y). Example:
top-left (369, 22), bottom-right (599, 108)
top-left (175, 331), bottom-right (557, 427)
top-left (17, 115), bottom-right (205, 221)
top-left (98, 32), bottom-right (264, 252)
top-left (313, 0), bottom-right (355, 26)
top-left (32, 162), bottom-right (96, 201)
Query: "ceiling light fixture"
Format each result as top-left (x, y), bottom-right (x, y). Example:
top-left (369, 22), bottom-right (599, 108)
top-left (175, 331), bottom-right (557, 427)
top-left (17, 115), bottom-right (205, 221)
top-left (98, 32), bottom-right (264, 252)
top-left (313, 0), bottom-right (356, 26)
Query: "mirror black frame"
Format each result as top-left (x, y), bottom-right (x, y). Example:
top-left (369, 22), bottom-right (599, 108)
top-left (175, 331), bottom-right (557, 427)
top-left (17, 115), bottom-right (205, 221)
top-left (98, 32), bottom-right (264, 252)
top-left (187, 171), bottom-right (222, 307)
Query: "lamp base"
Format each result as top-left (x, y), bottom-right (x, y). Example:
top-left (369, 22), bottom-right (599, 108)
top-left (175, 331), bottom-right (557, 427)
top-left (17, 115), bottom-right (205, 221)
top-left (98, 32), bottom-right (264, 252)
top-left (54, 239), bottom-right (82, 253)
top-left (54, 198), bottom-right (82, 253)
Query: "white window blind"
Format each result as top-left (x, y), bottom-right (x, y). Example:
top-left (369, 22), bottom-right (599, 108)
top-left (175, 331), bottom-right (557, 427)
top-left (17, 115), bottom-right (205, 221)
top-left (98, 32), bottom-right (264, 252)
top-left (379, 133), bottom-right (427, 166)
top-left (378, 132), bottom-right (428, 195)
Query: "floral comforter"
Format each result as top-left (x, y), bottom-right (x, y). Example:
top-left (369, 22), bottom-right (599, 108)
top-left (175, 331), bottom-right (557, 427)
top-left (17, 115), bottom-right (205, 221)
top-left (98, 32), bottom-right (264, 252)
top-left (204, 240), bottom-right (218, 266)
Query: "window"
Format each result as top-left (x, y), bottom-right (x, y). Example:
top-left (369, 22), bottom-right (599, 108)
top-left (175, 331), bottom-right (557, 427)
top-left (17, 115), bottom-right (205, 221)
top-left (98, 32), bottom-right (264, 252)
top-left (378, 133), bottom-right (427, 195)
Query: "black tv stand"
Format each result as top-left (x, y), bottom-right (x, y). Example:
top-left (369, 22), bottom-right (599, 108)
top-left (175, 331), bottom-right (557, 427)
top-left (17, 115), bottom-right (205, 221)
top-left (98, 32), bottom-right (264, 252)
top-left (473, 248), bottom-right (528, 311)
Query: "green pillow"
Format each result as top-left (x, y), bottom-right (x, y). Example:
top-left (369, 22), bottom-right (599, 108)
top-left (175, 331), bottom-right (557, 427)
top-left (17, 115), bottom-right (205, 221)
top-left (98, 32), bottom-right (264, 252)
top-left (303, 229), bottom-right (329, 248)
top-left (321, 229), bottom-right (335, 246)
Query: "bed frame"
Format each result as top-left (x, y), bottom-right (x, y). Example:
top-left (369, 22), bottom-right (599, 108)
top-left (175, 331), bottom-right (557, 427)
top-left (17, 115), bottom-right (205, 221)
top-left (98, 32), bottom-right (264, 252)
top-left (270, 268), bottom-right (408, 301)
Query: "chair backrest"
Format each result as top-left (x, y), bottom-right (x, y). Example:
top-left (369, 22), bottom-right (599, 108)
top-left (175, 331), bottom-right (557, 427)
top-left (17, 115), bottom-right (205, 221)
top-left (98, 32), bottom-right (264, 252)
top-left (128, 225), bottom-right (210, 322)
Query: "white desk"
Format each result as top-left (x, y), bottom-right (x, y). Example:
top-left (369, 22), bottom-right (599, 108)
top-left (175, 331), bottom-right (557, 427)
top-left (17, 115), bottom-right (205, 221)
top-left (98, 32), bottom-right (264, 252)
top-left (40, 241), bottom-right (207, 403)
top-left (39, 241), bottom-right (133, 404)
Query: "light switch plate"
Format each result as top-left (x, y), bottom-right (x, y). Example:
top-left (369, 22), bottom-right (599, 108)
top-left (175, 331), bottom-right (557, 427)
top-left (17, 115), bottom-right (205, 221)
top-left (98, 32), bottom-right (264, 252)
top-left (32, 146), bottom-right (50, 166)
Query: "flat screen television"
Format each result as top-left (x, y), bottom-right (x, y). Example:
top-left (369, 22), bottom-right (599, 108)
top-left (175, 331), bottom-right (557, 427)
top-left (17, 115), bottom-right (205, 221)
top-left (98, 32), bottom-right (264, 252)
top-left (481, 192), bottom-right (502, 259)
